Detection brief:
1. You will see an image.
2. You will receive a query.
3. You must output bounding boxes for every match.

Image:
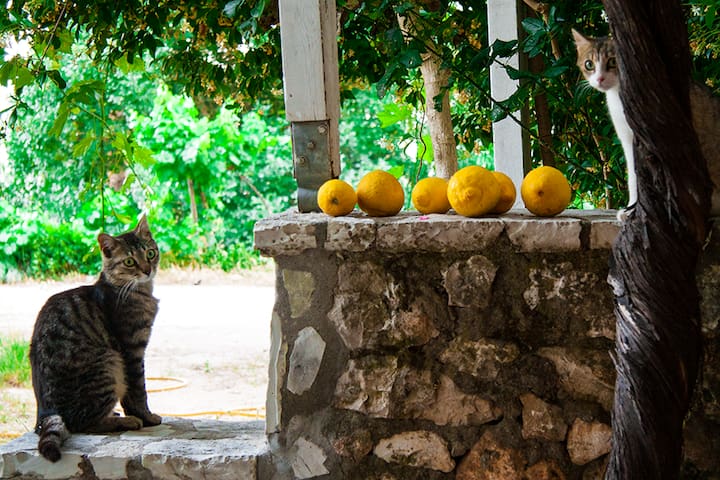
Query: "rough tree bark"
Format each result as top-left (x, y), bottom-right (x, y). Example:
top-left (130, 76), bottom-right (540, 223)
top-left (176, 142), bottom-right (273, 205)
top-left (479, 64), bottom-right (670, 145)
top-left (602, 1), bottom-right (711, 478)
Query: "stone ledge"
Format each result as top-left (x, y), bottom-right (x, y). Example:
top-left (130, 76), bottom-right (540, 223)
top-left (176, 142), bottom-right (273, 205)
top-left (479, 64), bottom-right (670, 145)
top-left (0, 419), bottom-right (266, 480)
top-left (253, 208), bottom-right (621, 256)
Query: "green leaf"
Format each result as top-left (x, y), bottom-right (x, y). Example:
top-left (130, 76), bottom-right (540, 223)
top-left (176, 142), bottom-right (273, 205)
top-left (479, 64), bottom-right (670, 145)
top-left (388, 165), bottom-right (404, 179)
top-left (47, 70), bottom-right (66, 89)
top-left (49, 103), bottom-right (70, 137)
top-left (224, 0), bottom-right (244, 18)
top-left (0, 60), bottom-right (35, 90)
top-left (491, 39), bottom-right (518, 59)
top-left (111, 132), bottom-right (155, 167)
top-left (72, 135), bottom-right (95, 157)
top-left (115, 54), bottom-right (146, 74)
top-left (543, 65), bottom-right (569, 78)
top-left (505, 65), bottom-right (536, 81)
top-left (417, 133), bottom-right (433, 163)
top-left (707, 6), bottom-right (717, 28)
top-left (121, 173), bottom-right (137, 193)
top-left (521, 17), bottom-right (545, 35)
top-left (377, 102), bottom-right (412, 128)
top-left (251, 0), bottom-right (266, 18)
top-left (490, 103), bottom-right (508, 122)
top-left (133, 145), bottom-right (156, 168)
top-left (398, 49), bottom-right (423, 68)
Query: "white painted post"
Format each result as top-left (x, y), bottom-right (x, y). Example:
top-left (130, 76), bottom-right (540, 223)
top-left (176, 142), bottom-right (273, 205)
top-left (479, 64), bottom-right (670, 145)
top-left (487, 0), bottom-right (530, 206)
top-left (278, 0), bottom-right (341, 212)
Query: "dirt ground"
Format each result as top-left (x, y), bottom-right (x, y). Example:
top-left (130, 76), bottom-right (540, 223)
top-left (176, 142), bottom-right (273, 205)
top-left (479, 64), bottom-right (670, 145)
top-left (0, 266), bottom-right (276, 442)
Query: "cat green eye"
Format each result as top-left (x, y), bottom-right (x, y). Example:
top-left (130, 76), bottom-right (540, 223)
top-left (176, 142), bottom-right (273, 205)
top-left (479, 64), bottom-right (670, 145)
top-left (123, 258), bottom-right (136, 267)
top-left (584, 60), bottom-right (595, 71)
top-left (607, 58), bottom-right (617, 69)
top-left (146, 249), bottom-right (157, 260)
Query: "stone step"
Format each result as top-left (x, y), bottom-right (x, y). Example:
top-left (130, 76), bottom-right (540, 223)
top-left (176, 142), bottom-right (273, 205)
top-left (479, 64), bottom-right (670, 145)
top-left (0, 418), bottom-right (266, 480)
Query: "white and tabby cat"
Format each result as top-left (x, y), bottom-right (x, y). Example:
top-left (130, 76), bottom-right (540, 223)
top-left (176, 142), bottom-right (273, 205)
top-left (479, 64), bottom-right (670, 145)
top-left (572, 28), bottom-right (720, 219)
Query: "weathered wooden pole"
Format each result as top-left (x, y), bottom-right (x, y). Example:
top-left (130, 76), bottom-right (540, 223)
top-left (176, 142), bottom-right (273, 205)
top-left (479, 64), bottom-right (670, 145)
top-left (278, 0), bottom-right (340, 212)
top-left (602, 1), bottom-right (711, 478)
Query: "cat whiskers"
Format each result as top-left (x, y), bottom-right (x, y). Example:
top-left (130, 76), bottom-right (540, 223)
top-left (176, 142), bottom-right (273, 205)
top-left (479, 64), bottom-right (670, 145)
top-left (574, 80), bottom-right (597, 100)
top-left (117, 279), bottom-right (138, 305)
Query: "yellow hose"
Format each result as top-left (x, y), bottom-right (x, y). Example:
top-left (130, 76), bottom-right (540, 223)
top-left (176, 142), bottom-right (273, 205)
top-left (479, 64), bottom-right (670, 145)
top-left (0, 432), bottom-right (22, 442)
top-left (146, 376), bottom-right (189, 393)
top-left (1, 377), bottom-right (265, 443)
top-left (146, 376), bottom-right (266, 419)
top-left (159, 407), bottom-right (266, 419)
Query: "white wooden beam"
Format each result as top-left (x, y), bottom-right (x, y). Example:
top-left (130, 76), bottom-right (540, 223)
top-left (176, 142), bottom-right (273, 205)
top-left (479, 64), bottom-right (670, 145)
top-left (487, 0), bottom-right (530, 206)
top-left (279, 0), bottom-right (341, 212)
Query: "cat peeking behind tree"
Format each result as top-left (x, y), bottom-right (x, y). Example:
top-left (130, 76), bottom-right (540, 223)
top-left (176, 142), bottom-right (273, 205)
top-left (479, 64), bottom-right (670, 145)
top-left (30, 215), bottom-right (162, 462)
top-left (571, 28), bottom-right (720, 220)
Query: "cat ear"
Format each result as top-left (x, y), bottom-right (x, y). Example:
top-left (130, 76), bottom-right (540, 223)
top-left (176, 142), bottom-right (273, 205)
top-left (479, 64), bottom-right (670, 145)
top-left (571, 28), bottom-right (590, 47)
top-left (98, 233), bottom-right (117, 258)
top-left (134, 214), bottom-right (152, 238)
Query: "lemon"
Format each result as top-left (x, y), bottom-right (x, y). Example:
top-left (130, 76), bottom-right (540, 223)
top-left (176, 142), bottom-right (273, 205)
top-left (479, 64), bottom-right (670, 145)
top-left (411, 177), bottom-right (451, 214)
top-left (490, 171), bottom-right (517, 214)
top-left (521, 166), bottom-right (572, 216)
top-left (356, 170), bottom-right (405, 217)
top-left (447, 166), bottom-right (501, 217)
top-left (317, 179), bottom-right (357, 216)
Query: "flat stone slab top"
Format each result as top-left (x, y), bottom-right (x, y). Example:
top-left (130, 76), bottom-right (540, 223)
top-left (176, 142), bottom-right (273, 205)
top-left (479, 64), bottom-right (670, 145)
top-left (254, 208), bottom-right (621, 256)
top-left (0, 418), bottom-right (266, 480)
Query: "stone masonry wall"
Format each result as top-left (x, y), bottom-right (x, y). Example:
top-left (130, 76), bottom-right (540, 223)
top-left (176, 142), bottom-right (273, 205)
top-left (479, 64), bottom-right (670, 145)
top-left (254, 210), bottom-right (720, 480)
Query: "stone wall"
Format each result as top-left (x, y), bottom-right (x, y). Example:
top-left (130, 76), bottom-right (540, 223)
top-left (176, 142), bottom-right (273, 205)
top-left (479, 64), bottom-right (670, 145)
top-left (2, 210), bottom-right (718, 479)
top-left (254, 210), bottom-right (720, 480)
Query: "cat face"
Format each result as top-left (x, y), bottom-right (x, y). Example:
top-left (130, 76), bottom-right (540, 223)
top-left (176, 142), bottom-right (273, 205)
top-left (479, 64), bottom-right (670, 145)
top-left (572, 29), bottom-right (619, 92)
top-left (97, 215), bottom-right (159, 287)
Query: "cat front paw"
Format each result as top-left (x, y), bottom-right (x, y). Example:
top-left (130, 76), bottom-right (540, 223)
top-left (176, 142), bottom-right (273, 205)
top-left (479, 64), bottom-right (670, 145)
top-left (116, 415), bottom-right (143, 431)
top-left (616, 203), bottom-right (636, 222)
top-left (142, 413), bottom-right (162, 427)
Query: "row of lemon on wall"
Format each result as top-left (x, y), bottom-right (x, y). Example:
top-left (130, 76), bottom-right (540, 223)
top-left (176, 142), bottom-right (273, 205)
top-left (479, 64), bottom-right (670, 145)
top-left (316, 165), bottom-right (572, 218)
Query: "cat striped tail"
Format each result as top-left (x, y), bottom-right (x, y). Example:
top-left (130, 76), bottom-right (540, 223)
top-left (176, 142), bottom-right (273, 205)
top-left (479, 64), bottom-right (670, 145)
top-left (36, 414), bottom-right (70, 462)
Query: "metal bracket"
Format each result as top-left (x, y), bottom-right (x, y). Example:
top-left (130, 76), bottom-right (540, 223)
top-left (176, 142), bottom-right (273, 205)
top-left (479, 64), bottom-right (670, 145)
top-left (291, 120), bottom-right (334, 212)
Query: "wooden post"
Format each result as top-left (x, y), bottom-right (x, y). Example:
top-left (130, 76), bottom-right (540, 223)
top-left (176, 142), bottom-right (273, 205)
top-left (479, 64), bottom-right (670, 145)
top-left (278, 0), bottom-right (341, 212)
top-left (487, 0), bottom-right (530, 206)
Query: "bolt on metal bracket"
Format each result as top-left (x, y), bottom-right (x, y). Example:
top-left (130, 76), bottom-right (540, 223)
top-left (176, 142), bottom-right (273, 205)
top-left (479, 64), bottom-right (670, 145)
top-left (291, 120), bottom-right (334, 212)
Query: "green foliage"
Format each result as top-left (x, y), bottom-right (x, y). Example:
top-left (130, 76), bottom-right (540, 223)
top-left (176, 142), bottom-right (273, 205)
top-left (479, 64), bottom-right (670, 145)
top-left (0, 337), bottom-right (31, 388)
top-left (2, 0), bottom-right (720, 281)
top-left (133, 86), bottom-right (295, 269)
top-left (0, 200), bottom-right (97, 281)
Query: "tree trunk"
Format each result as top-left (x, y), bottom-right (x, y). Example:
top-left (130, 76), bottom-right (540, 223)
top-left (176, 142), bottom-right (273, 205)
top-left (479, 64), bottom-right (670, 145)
top-left (602, 1), bottom-right (711, 478)
top-left (187, 177), bottom-right (199, 224)
top-left (528, 54), bottom-right (555, 168)
top-left (397, 11), bottom-right (458, 179)
top-left (420, 51), bottom-right (458, 178)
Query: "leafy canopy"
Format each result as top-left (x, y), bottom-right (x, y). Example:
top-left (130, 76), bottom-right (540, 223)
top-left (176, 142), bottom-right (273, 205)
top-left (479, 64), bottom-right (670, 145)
top-left (1, 1), bottom-right (720, 280)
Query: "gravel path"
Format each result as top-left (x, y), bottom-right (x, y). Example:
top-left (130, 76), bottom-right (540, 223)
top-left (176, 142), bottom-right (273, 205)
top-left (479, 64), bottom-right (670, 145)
top-left (0, 268), bottom-right (275, 438)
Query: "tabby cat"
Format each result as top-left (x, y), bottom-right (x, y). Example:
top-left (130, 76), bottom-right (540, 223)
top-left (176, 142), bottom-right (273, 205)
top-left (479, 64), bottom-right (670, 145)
top-left (30, 215), bottom-right (162, 462)
top-left (572, 28), bottom-right (720, 219)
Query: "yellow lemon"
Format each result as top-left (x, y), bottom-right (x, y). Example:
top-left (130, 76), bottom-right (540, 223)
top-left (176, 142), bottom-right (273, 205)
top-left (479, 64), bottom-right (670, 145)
top-left (356, 170), bottom-right (405, 217)
top-left (317, 179), bottom-right (357, 216)
top-left (490, 171), bottom-right (517, 214)
top-left (411, 177), bottom-right (451, 214)
top-left (521, 166), bottom-right (572, 216)
top-left (447, 165), bottom-right (501, 217)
